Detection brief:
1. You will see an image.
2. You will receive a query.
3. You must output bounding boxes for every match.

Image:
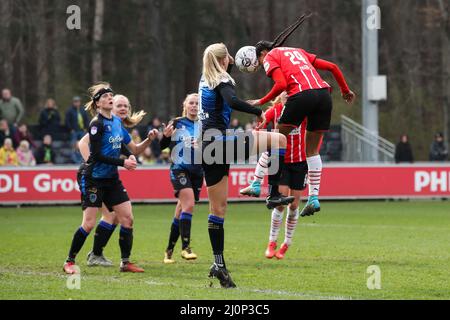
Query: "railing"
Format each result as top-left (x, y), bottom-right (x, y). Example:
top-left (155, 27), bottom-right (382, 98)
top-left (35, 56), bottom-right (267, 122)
top-left (341, 115), bottom-right (395, 162)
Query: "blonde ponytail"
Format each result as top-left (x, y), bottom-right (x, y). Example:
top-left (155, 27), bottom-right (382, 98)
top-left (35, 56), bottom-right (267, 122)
top-left (202, 43), bottom-right (235, 89)
top-left (113, 94), bottom-right (147, 128)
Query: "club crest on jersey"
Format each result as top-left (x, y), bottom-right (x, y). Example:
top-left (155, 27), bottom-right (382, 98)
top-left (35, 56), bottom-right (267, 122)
top-left (89, 194), bottom-right (97, 203)
top-left (90, 126), bottom-right (98, 135)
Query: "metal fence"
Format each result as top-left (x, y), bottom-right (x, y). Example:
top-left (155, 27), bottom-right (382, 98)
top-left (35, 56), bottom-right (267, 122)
top-left (341, 115), bottom-right (395, 162)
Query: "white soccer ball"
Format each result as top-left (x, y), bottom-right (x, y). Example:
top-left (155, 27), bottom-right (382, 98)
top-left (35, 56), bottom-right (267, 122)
top-left (235, 46), bottom-right (260, 73)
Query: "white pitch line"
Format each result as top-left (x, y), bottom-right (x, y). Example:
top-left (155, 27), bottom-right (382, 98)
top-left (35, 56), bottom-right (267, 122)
top-left (0, 269), bottom-right (358, 300)
top-left (300, 223), bottom-right (450, 232)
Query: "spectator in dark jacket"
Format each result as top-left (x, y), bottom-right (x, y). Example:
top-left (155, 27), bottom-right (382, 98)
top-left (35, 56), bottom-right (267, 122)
top-left (35, 134), bottom-right (56, 165)
top-left (429, 132), bottom-right (448, 161)
top-left (149, 116), bottom-right (163, 158)
top-left (0, 119), bottom-right (16, 148)
top-left (39, 98), bottom-right (61, 137)
top-left (395, 134), bottom-right (414, 163)
top-left (13, 123), bottom-right (36, 150)
top-left (65, 96), bottom-right (89, 144)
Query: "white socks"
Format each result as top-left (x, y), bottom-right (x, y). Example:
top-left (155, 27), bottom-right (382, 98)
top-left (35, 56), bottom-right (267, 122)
top-left (269, 208), bottom-right (284, 242)
top-left (254, 151), bottom-right (270, 182)
top-left (307, 155), bottom-right (322, 197)
top-left (284, 208), bottom-right (299, 246)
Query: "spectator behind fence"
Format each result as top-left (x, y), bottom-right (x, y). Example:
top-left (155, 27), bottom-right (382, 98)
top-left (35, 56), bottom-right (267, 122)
top-left (16, 140), bottom-right (36, 166)
top-left (13, 123), bottom-right (36, 150)
top-left (0, 138), bottom-right (18, 166)
top-left (139, 146), bottom-right (156, 165)
top-left (149, 116), bottom-right (163, 158)
top-left (429, 132), bottom-right (448, 161)
top-left (0, 88), bottom-right (24, 126)
top-left (0, 119), bottom-right (17, 147)
top-left (395, 134), bottom-right (414, 163)
top-left (39, 98), bottom-right (61, 137)
top-left (65, 96), bottom-right (89, 144)
top-left (35, 134), bottom-right (56, 165)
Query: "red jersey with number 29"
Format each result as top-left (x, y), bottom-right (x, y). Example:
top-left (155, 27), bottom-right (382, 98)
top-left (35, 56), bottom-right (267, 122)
top-left (263, 47), bottom-right (330, 96)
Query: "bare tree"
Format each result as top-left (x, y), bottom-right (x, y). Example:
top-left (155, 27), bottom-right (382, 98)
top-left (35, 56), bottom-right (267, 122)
top-left (0, 0), bottom-right (13, 87)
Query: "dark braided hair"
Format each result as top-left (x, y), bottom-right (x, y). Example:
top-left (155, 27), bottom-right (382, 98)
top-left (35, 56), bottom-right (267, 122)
top-left (255, 13), bottom-right (312, 58)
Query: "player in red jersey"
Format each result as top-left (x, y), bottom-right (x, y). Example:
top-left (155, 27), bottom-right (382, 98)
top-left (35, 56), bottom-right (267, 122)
top-left (247, 14), bottom-right (355, 217)
top-left (241, 92), bottom-right (307, 259)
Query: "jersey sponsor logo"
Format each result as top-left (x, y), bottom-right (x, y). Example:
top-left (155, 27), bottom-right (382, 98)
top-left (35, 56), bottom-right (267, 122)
top-left (109, 135), bottom-right (123, 149)
top-left (90, 126), bottom-right (98, 135)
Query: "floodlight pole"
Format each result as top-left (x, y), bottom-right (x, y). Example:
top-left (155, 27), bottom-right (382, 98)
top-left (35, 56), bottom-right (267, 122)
top-left (362, 0), bottom-right (379, 161)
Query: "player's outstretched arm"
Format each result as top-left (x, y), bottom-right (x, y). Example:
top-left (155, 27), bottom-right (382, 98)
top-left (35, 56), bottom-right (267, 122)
top-left (313, 58), bottom-right (355, 104)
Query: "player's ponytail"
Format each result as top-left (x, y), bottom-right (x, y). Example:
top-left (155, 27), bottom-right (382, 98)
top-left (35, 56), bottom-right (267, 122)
top-left (202, 43), bottom-right (235, 89)
top-left (113, 94), bottom-right (147, 128)
top-left (84, 82), bottom-right (112, 117)
top-left (255, 13), bottom-right (312, 58)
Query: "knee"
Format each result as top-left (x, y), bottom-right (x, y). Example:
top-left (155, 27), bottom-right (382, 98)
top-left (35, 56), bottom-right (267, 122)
top-left (289, 203), bottom-right (298, 211)
top-left (211, 202), bottom-right (227, 217)
top-left (101, 213), bottom-right (116, 225)
top-left (120, 215), bottom-right (134, 228)
top-left (182, 201), bottom-right (195, 214)
top-left (278, 133), bottom-right (287, 148)
top-left (82, 219), bottom-right (96, 233)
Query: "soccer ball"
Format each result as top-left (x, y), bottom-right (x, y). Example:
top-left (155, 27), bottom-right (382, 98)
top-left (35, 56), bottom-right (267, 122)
top-left (235, 46), bottom-right (260, 73)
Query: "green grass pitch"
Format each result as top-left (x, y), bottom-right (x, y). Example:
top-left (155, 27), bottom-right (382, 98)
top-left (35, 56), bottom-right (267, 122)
top-left (0, 201), bottom-right (449, 300)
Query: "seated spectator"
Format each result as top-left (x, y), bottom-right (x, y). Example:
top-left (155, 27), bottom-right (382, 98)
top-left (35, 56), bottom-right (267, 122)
top-left (0, 138), bottom-right (18, 166)
top-left (35, 134), bottom-right (56, 165)
top-left (39, 98), bottom-right (61, 137)
top-left (0, 119), bottom-right (16, 147)
top-left (13, 123), bottom-right (36, 150)
top-left (71, 141), bottom-right (83, 164)
top-left (0, 88), bottom-right (24, 126)
top-left (139, 146), bottom-right (156, 165)
top-left (65, 96), bottom-right (89, 144)
top-left (429, 132), bottom-right (448, 161)
top-left (131, 128), bottom-right (142, 144)
top-left (16, 140), bottom-right (36, 166)
top-left (395, 134), bottom-right (414, 163)
top-left (157, 147), bottom-right (171, 165)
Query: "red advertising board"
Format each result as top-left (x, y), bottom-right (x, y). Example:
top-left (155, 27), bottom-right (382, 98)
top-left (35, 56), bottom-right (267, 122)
top-left (1, 164), bottom-right (450, 205)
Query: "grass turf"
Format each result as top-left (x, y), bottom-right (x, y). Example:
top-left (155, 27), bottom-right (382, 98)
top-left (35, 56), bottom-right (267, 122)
top-left (0, 201), bottom-right (449, 300)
